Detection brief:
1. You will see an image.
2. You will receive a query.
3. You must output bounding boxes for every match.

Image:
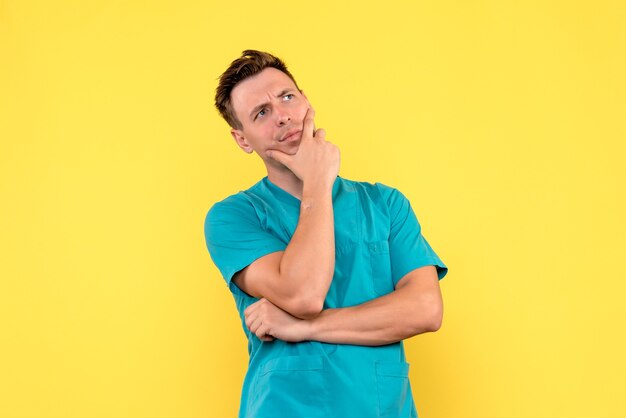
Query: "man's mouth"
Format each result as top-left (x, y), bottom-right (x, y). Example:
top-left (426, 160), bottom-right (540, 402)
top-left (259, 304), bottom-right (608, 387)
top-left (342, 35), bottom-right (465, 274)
top-left (280, 130), bottom-right (302, 142)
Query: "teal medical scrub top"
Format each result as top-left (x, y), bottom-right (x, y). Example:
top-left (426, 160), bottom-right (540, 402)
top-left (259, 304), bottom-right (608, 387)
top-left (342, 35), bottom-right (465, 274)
top-left (204, 176), bottom-right (448, 418)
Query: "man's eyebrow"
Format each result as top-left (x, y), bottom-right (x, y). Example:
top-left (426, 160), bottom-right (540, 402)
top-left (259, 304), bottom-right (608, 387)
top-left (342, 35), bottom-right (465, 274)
top-left (249, 89), bottom-right (294, 119)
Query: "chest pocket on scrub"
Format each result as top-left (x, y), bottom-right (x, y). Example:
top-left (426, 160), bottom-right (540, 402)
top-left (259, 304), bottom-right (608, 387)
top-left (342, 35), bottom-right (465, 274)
top-left (368, 240), bottom-right (394, 296)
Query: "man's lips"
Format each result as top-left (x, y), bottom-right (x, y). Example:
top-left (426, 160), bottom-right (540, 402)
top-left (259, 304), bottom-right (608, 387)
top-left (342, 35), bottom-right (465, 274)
top-left (279, 130), bottom-right (302, 142)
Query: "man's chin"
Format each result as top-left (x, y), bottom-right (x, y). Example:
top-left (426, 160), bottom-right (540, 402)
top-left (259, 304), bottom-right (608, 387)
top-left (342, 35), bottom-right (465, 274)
top-left (279, 142), bottom-right (301, 155)
top-left (263, 143), bottom-right (300, 164)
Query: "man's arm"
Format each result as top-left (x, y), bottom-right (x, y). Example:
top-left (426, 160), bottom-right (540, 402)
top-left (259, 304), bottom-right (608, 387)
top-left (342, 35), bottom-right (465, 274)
top-left (244, 265), bottom-right (443, 345)
top-left (233, 182), bottom-right (333, 319)
top-left (233, 108), bottom-right (340, 320)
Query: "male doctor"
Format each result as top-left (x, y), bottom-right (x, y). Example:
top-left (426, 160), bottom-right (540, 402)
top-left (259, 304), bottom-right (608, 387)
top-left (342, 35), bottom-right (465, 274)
top-left (204, 49), bottom-right (448, 417)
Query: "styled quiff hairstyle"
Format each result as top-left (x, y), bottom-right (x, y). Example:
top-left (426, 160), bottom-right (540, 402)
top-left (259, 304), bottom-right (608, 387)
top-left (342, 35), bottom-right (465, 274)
top-left (215, 49), bottom-right (300, 130)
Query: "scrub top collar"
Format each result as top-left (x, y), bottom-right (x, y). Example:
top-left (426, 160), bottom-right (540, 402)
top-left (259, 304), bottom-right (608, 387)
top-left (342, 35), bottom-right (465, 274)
top-left (262, 176), bottom-right (342, 209)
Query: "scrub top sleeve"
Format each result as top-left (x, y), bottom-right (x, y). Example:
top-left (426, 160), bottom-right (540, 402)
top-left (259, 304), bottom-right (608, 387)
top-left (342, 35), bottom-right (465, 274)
top-left (204, 197), bottom-right (287, 293)
top-left (378, 184), bottom-right (449, 286)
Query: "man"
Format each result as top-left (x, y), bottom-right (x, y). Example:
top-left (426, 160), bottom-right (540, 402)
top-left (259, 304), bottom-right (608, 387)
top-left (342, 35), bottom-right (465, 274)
top-left (204, 50), bottom-right (448, 418)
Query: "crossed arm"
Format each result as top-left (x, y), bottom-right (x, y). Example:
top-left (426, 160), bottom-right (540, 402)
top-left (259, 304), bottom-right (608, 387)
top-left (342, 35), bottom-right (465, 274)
top-left (242, 264), bottom-right (443, 346)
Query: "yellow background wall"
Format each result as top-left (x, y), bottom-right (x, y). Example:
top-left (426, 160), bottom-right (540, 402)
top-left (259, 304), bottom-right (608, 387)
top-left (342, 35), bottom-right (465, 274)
top-left (1, 1), bottom-right (625, 417)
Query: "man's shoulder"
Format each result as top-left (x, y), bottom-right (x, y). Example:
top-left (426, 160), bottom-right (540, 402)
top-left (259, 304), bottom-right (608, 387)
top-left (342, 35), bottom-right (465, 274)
top-left (337, 176), bottom-right (399, 203)
top-left (206, 178), bottom-right (269, 220)
top-left (337, 177), bottom-right (414, 222)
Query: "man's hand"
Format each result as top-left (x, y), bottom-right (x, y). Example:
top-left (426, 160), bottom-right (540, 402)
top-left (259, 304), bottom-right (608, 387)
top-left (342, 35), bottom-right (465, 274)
top-left (266, 108), bottom-right (340, 190)
top-left (244, 298), bottom-right (312, 342)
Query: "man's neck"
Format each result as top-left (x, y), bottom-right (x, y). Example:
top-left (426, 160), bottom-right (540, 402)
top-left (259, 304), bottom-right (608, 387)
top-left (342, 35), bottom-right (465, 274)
top-left (267, 166), bottom-right (304, 201)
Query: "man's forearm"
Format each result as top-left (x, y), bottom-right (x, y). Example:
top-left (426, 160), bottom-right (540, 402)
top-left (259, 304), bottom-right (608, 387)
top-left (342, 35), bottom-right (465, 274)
top-left (279, 182), bottom-right (335, 314)
top-left (261, 109), bottom-right (339, 317)
top-left (302, 280), bottom-right (442, 346)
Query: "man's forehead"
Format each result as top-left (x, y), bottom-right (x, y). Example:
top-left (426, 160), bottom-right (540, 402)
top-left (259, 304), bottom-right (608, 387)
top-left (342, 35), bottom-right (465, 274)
top-left (231, 68), bottom-right (297, 111)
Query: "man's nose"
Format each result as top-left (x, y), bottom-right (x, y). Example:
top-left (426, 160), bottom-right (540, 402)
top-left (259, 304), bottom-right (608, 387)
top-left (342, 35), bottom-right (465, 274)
top-left (275, 109), bottom-right (291, 126)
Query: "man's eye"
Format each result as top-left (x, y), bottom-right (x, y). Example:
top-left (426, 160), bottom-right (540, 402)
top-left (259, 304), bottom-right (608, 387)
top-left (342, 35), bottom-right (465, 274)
top-left (257, 109), bottom-right (267, 118)
top-left (284, 94), bottom-right (294, 101)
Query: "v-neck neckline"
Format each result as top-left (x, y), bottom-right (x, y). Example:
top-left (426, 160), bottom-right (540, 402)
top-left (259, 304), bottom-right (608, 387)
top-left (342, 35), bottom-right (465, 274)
top-left (263, 176), bottom-right (341, 209)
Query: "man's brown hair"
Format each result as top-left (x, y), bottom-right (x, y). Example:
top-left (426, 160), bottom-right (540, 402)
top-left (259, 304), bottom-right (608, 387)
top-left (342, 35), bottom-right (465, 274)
top-left (215, 49), bottom-right (300, 130)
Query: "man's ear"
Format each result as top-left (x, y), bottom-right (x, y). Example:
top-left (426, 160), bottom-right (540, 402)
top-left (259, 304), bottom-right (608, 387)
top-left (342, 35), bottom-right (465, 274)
top-left (230, 128), bottom-right (254, 154)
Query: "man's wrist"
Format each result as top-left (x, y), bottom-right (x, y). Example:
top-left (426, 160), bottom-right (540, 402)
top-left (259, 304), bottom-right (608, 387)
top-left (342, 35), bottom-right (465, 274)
top-left (300, 188), bottom-right (333, 210)
top-left (301, 309), bottom-right (326, 341)
top-left (302, 178), bottom-right (334, 198)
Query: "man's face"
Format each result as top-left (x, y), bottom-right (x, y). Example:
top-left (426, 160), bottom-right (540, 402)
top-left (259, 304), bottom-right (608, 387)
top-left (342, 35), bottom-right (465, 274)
top-left (229, 68), bottom-right (312, 167)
